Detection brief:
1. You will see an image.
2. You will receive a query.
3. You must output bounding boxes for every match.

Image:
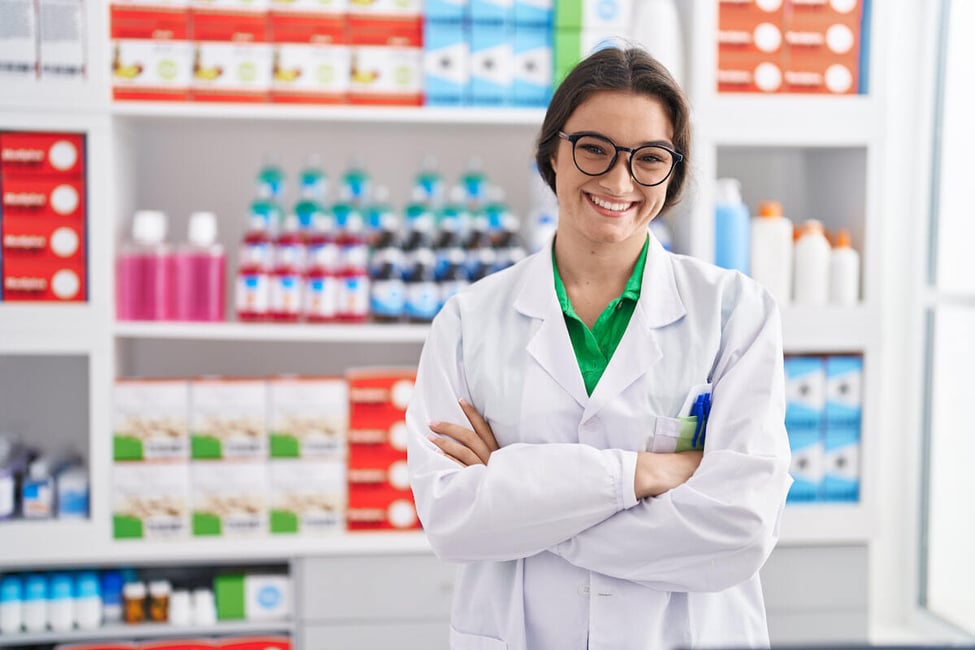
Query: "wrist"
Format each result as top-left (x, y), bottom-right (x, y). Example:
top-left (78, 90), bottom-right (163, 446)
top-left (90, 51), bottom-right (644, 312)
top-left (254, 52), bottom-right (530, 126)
top-left (634, 452), bottom-right (661, 499)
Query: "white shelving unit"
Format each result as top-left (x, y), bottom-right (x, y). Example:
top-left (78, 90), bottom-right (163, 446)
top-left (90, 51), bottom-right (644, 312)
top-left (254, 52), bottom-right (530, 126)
top-left (0, 621), bottom-right (293, 648)
top-left (1, 0), bottom-right (910, 645)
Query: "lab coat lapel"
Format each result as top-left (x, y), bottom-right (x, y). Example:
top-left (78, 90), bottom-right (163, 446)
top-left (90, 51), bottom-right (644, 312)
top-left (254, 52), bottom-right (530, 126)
top-left (582, 235), bottom-right (687, 422)
top-left (514, 247), bottom-right (589, 410)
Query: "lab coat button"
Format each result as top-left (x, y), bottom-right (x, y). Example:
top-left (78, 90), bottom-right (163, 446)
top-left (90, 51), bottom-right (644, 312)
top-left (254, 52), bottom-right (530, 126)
top-left (577, 584), bottom-right (590, 596)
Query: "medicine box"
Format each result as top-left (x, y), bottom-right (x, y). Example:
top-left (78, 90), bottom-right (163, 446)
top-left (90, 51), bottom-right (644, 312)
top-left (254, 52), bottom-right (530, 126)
top-left (469, 20), bottom-right (513, 106)
top-left (469, 0), bottom-right (512, 25)
top-left (346, 0), bottom-right (420, 18)
top-left (267, 376), bottom-right (347, 459)
top-left (0, 132), bottom-right (84, 177)
top-left (513, 0), bottom-right (552, 26)
top-left (784, 355), bottom-right (825, 434)
top-left (218, 638), bottom-right (290, 650)
top-left (114, 379), bottom-right (190, 461)
top-left (786, 428), bottom-right (824, 503)
top-left (2, 259), bottom-right (86, 302)
top-left (214, 574), bottom-right (291, 622)
top-left (268, 0), bottom-right (345, 14)
top-left (423, 19), bottom-right (468, 106)
top-left (347, 489), bottom-right (419, 531)
top-left (189, 10), bottom-right (272, 102)
top-left (554, 0), bottom-right (631, 30)
top-left (112, 462), bottom-right (191, 539)
top-left (0, 0), bottom-right (37, 79)
top-left (191, 460), bottom-right (268, 537)
top-left (512, 22), bottom-right (552, 107)
top-left (268, 43), bottom-right (351, 103)
top-left (1, 177), bottom-right (85, 220)
top-left (3, 218), bottom-right (84, 262)
top-left (268, 459), bottom-right (345, 534)
top-left (190, 378), bottom-right (268, 460)
top-left (426, 0), bottom-right (467, 22)
top-left (554, 28), bottom-right (629, 84)
top-left (110, 4), bottom-right (193, 101)
top-left (823, 427), bottom-right (859, 502)
top-left (38, 0), bottom-right (86, 81)
top-left (348, 46), bottom-right (423, 105)
top-left (825, 355), bottom-right (863, 430)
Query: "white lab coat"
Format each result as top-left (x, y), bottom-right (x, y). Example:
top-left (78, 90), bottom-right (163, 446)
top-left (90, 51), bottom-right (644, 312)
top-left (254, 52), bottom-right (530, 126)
top-left (406, 235), bottom-right (793, 650)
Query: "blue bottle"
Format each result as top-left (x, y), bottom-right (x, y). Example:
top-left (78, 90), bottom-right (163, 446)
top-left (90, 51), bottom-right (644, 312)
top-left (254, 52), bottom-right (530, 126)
top-left (714, 178), bottom-right (750, 274)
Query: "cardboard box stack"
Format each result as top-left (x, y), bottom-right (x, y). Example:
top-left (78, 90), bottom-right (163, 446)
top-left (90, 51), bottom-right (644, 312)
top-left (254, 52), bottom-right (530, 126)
top-left (717, 0), bottom-right (869, 94)
top-left (346, 368), bottom-right (420, 531)
top-left (0, 131), bottom-right (87, 302)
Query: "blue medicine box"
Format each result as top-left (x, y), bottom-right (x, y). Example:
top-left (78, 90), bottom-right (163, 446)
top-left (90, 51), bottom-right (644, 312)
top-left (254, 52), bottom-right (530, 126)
top-left (470, 0), bottom-right (512, 24)
top-left (825, 355), bottom-right (863, 431)
top-left (425, 0), bottom-right (468, 22)
top-left (823, 427), bottom-right (860, 502)
top-left (784, 355), bottom-right (825, 434)
top-left (787, 429), bottom-right (824, 503)
top-left (513, 0), bottom-right (552, 26)
top-left (424, 20), bottom-right (469, 106)
top-left (512, 23), bottom-right (552, 107)
top-left (469, 21), bottom-right (513, 106)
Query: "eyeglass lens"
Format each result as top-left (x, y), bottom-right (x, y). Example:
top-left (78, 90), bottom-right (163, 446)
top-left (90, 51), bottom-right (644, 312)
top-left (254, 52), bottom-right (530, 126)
top-left (571, 135), bottom-right (676, 186)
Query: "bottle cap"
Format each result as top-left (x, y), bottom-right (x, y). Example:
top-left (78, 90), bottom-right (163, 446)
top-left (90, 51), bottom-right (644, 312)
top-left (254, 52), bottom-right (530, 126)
top-left (834, 228), bottom-right (853, 248)
top-left (757, 200), bottom-right (783, 217)
top-left (149, 580), bottom-right (172, 597)
top-left (798, 219), bottom-right (825, 236)
top-left (188, 211), bottom-right (218, 247)
top-left (132, 210), bottom-right (167, 245)
top-left (123, 582), bottom-right (146, 599)
top-left (714, 178), bottom-right (743, 205)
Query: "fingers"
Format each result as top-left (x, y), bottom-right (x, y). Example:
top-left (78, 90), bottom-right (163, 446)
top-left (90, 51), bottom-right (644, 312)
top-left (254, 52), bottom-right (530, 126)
top-left (459, 398), bottom-right (500, 452)
top-left (428, 420), bottom-right (492, 465)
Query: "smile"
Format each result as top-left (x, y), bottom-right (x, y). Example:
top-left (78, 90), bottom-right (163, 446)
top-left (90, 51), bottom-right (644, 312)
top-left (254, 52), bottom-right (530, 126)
top-left (587, 193), bottom-right (635, 212)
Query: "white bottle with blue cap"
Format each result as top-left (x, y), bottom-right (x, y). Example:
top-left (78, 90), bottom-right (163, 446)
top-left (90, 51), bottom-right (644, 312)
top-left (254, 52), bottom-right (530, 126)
top-left (0, 574), bottom-right (23, 634)
top-left (22, 573), bottom-right (47, 632)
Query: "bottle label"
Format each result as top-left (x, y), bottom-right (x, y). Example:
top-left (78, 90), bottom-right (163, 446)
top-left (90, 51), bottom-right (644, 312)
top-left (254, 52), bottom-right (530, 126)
top-left (275, 242), bottom-right (306, 271)
top-left (270, 273), bottom-right (302, 316)
top-left (370, 279), bottom-right (405, 318)
top-left (340, 274), bottom-right (370, 318)
top-left (241, 241), bottom-right (271, 270)
top-left (236, 272), bottom-right (269, 315)
top-left (406, 282), bottom-right (440, 320)
top-left (304, 275), bottom-right (339, 320)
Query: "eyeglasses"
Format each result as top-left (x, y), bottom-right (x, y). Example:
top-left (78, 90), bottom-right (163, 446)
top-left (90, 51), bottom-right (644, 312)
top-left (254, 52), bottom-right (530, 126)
top-left (558, 131), bottom-right (684, 187)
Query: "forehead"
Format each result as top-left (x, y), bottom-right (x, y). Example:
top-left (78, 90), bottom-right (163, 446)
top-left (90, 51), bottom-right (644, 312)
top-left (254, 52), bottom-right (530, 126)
top-left (564, 90), bottom-right (674, 142)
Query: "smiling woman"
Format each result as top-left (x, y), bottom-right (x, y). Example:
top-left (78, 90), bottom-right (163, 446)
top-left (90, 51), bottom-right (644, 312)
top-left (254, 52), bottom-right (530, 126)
top-left (407, 46), bottom-right (793, 650)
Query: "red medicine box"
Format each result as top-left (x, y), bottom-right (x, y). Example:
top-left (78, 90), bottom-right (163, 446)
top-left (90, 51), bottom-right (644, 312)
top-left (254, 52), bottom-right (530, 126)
top-left (1, 176), bottom-right (86, 221)
top-left (0, 132), bottom-right (85, 177)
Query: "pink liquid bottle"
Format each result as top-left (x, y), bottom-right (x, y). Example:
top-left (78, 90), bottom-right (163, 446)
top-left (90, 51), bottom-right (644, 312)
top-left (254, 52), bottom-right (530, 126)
top-left (116, 210), bottom-right (175, 321)
top-left (269, 213), bottom-right (306, 322)
top-left (336, 215), bottom-right (370, 323)
top-left (303, 212), bottom-right (340, 323)
top-left (235, 211), bottom-right (273, 322)
top-left (174, 211), bottom-right (226, 322)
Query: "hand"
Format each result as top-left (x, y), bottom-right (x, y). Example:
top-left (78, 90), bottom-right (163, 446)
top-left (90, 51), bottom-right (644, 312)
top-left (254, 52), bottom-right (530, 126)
top-left (634, 451), bottom-right (703, 499)
top-left (428, 398), bottom-right (500, 467)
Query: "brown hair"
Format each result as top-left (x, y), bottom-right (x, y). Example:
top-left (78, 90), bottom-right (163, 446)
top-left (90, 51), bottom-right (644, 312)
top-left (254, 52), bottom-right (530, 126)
top-left (535, 47), bottom-right (692, 211)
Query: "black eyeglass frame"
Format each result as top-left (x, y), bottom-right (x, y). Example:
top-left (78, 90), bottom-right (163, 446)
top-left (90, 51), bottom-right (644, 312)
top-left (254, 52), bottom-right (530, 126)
top-left (558, 131), bottom-right (684, 187)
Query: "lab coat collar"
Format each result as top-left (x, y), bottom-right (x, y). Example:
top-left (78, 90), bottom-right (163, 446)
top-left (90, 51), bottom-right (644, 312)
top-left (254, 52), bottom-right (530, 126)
top-left (512, 234), bottom-right (687, 416)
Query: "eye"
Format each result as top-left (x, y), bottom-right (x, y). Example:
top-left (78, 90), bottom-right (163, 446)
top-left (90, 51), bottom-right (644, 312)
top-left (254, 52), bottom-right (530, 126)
top-left (579, 142), bottom-right (609, 156)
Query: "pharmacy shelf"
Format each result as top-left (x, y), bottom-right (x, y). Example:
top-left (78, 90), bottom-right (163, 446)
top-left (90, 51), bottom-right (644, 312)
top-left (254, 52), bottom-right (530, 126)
top-left (700, 95), bottom-right (881, 147)
top-left (0, 305), bottom-right (107, 354)
top-left (1, 520), bottom-right (432, 569)
top-left (113, 321), bottom-right (431, 344)
top-left (0, 620), bottom-right (293, 647)
top-left (780, 304), bottom-right (875, 354)
top-left (778, 504), bottom-right (873, 546)
top-left (111, 102), bottom-right (547, 127)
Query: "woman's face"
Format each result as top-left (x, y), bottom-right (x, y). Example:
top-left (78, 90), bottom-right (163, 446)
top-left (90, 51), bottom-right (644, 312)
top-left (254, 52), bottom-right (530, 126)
top-left (551, 90), bottom-right (675, 249)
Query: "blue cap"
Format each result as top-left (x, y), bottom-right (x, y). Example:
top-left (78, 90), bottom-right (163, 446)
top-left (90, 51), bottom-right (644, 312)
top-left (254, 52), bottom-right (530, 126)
top-left (100, 570), bottom-right (124, 605)
top-left (23, 574), bottom-right (48, 602)
top-left (74, 571), bottom-right (100, 599)
top-left (0, 575), bottom-right (23, 603)
top-left (50, 573), bottom-right (73, 600)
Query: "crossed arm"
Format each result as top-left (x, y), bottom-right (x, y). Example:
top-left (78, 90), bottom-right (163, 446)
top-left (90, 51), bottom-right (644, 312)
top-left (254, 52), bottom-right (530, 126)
top-left (427, 398), bottom-right (703, 500)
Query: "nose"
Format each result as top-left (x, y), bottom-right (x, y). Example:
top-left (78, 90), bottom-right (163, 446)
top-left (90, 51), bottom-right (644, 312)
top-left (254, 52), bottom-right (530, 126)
top-left (599, 150), bottom-right (635, 193)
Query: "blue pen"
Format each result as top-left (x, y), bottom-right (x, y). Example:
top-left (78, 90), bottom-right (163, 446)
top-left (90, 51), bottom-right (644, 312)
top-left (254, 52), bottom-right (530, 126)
top-left (691, 394), bottom-right (705, 447)
top-left (699, 393), bottom-right (712, 446)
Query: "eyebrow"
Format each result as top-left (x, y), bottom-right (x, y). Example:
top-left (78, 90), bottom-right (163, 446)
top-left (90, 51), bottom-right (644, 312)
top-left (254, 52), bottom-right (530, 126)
top-left (568, 129), bottom-right (676, 149)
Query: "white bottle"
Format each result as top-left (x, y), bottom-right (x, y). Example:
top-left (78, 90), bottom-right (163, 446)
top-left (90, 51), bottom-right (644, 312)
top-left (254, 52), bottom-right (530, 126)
top-left (47, 573), bottom-right (74, 632)
top-left (630, 0), bottom-right (685, 86)
top-left (0, 574), bottom-right (23, 634)
top-left (73, 571), bottom-right (102, 630)
top-left (191, 588), bottom-right (216, 625)
top-left (793, 219), bottom-right (831, 306)
top-left (750, 200), bottom-right (794, 306)
top-left (21, 574), bottom-right (47, 633)
top-left (829, 227), bottom-right (860, 305)
top-left (169, 590), bottom-right (191, 626)
top-left (57, 465), bottom-right (89, 519)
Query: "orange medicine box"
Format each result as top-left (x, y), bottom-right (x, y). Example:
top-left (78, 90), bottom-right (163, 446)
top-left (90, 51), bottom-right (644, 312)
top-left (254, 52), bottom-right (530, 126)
top-left (717, 49), bottom-right (784, 93)
top-left (189, 8), bottom-right (272, 102)
top-left (1, 176), bottom-right (85, 220)
top-left (2, 216), bottom-right (85, 262)
top-left (2, 256), bottom-right (86, 301)
top-left (268, 13), bottom-right (349, 104)
top-left (0, 132), bottom-right (84, 177)
top-left (110, 3), bottom-right (193, 101)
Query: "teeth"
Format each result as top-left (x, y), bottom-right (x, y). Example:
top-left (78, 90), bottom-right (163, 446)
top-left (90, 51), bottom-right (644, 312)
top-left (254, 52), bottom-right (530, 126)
top-left (589, 194), bottom-right (631, 211)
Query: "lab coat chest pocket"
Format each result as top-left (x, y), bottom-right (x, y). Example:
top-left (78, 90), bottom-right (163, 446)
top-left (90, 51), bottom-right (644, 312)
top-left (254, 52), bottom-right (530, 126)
top-left (650, 415), bottom-right (700, 453)
top-left (449, 627), bottom-right (508, 649)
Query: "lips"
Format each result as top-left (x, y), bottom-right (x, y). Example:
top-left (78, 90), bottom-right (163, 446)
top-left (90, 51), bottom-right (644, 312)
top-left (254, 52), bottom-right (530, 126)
top-left (587, 192), bottom-right (635, 213)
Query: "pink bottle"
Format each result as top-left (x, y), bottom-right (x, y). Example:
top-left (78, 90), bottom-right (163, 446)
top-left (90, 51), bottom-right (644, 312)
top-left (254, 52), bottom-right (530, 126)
top-left (116, 210), bottom-right (175, 321)
top-left (174, 211), bottom-right (226, 322)
top-left (269, 213), bottom-right (305, 322)
top-left (236, 212), bottom-right (273, 322)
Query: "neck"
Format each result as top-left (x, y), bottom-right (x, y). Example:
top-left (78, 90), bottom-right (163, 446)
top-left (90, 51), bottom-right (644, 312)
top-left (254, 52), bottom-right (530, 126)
top-left (554, 231), bottom-right (646, 289)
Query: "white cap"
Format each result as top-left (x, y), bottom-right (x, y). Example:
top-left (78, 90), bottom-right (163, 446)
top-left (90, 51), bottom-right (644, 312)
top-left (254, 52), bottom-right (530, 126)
top-left (132, 210), bottom-right (167, 245)
top-left (188, 211), bottom-right (218, 247)
top-left (148, 580), bottom-right (172, 597)
top-left (715, 178), bottom-right (743, 205)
